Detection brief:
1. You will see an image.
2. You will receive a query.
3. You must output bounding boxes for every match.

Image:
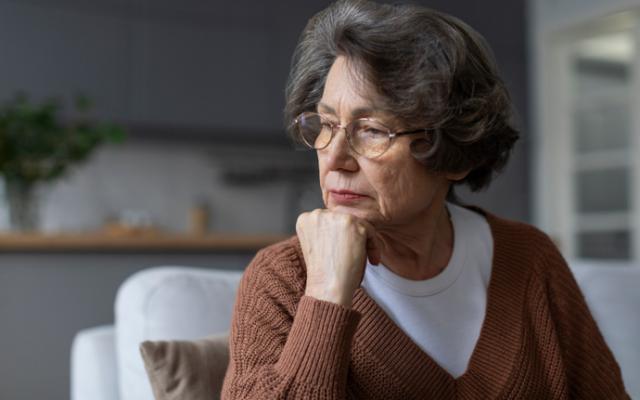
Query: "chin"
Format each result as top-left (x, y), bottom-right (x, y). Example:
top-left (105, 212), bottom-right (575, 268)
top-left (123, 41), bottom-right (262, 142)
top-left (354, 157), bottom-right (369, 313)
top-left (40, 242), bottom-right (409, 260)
top-left (329, 204), bottom-right (375, 221)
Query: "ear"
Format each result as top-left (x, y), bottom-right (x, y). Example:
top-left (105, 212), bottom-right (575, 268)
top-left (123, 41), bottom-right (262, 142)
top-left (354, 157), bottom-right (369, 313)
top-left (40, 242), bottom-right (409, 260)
top-left (445, 168), bottom-right (471, 182)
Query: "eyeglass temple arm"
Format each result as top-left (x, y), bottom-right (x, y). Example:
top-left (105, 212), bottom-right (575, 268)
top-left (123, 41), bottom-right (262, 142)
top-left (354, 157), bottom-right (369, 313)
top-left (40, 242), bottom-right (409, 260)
top-left (392, 129), bottom-right (431, 137)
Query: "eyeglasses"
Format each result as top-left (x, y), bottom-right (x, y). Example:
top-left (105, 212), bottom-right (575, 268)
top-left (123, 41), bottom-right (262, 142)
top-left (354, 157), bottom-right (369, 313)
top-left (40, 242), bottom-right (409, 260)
top-left (292, 112), bottom-right (428, 159)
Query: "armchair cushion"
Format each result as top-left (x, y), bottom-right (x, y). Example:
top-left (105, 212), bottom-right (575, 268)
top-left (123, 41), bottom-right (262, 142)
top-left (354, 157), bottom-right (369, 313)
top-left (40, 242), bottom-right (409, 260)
top-left (139, 333), bottom-right (229, 400)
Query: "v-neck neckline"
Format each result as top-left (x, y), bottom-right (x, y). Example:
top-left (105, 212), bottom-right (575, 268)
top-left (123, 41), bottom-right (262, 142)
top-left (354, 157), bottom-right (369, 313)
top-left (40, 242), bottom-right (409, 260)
top-left (348, 205), bottom-right (529, 397)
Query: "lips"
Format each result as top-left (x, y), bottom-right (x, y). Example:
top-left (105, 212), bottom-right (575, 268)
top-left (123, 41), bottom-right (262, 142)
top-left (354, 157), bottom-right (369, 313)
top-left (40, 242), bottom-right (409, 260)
top-left (328, 189), bottom-right (369, 204)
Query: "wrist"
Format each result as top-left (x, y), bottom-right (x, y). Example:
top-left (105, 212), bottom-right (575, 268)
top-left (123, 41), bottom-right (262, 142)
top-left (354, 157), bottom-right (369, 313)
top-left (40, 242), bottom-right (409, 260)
top-left (304, 286), bottom-right (353, 308)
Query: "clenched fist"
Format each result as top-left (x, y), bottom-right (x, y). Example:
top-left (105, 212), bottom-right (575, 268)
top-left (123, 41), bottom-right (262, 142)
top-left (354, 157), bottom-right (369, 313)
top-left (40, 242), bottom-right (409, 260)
top-left (296, 209), bottom-right (382, 308)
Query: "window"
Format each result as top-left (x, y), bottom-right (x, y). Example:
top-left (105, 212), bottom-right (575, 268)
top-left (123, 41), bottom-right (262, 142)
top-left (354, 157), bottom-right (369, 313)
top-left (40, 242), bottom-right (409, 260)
top-left (534, 10), bottom-right (640, 262)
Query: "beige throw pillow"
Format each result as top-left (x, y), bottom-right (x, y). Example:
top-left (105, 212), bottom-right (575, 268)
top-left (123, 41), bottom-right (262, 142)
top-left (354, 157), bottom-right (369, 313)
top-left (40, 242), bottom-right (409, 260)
top-left (139, 333), bottom-right (229, 400)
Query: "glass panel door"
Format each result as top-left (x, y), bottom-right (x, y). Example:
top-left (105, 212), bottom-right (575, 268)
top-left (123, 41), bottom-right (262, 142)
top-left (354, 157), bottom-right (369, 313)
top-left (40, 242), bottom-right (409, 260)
top-left (570, 31), bottom-right (635, 260)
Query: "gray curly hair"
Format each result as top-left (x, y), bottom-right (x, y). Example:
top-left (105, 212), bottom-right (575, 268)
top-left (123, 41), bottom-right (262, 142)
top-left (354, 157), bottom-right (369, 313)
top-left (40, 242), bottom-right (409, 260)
top-left (284, 0), bottom-right (520, 202)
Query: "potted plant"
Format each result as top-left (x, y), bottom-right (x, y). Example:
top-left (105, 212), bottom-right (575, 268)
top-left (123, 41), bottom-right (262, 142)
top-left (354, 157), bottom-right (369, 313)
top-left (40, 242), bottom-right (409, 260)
top-left (0, 93), bottom-right (126, 232)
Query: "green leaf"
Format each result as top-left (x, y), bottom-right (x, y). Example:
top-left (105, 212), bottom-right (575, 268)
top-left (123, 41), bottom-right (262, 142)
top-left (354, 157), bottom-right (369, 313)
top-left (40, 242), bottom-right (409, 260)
top-left (74, 93), bottom-right (93, 113)
top-left (0, 92), bottom-right (127, 182)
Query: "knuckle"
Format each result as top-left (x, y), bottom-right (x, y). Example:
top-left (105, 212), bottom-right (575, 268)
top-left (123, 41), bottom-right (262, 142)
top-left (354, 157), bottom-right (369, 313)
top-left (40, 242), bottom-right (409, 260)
top-left (337, 214), bottom-right (351, 227)
top-left (296, 213), bottom-right (308, 228)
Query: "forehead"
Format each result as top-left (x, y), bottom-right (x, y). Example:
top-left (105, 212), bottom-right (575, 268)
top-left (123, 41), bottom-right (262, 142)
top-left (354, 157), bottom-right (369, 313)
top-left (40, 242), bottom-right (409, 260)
top-left (321, 57), bottom-right (381, 109)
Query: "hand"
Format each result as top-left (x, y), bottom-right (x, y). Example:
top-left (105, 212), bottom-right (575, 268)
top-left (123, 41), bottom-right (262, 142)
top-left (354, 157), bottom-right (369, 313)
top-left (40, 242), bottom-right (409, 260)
top-left (296, 209), bottom-right (382, 308)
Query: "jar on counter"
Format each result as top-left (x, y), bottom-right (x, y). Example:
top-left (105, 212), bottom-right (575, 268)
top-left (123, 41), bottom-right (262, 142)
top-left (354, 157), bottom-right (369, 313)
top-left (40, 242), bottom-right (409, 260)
top-left (189, 198), bottom-right (210, 235)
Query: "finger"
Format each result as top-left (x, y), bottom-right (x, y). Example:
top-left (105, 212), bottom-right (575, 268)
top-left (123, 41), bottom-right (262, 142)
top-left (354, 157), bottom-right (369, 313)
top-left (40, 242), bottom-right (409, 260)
top-left (357, 219), bottom-right (383, 266)
top-left (295, 213), bottom-right (307, 241)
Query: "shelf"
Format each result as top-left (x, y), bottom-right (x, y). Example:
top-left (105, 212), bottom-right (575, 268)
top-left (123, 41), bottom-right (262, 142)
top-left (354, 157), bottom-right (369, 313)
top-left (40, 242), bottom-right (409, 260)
top-left (0, 232), bottom-right (290, 253)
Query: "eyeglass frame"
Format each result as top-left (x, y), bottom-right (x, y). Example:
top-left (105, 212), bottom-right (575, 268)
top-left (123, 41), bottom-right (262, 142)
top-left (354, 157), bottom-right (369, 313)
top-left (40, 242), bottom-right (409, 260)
top-left (292, 111), bottom-right (430, 159)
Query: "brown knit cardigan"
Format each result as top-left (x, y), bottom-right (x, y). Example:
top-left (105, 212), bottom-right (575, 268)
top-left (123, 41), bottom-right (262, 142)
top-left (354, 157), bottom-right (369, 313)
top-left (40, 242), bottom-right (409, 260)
top-left (221, 206), bottom-right (629, 399)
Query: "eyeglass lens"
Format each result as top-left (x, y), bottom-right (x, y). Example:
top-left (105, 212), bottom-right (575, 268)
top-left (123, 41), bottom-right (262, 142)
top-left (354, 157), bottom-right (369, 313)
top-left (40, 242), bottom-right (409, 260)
top-left (296, 112), bottom-right (391, 158)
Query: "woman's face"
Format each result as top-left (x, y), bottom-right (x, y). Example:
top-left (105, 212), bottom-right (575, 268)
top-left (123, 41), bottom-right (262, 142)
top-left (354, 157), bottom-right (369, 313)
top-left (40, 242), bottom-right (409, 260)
top-left (317, 56), bottom-right (457, 228)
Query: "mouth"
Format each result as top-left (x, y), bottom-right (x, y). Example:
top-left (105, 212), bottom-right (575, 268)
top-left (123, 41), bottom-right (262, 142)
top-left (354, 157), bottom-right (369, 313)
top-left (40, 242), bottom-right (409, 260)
top-left (328, 189), bottom-right (369, 205)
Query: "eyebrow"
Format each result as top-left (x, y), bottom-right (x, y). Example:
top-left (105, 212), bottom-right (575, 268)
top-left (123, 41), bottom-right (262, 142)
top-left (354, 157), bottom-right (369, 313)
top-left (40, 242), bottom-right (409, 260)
top-left (317, 102), bottom-right (380, 119)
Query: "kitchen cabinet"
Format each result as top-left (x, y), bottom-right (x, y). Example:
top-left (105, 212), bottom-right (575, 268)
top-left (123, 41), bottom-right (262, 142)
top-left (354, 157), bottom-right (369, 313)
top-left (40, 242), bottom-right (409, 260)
top-left (0, 1), bottom-right (130, 121)
top-left (128, 21), bottom-right (274, 129)
top-left (0, 0), bottom-right (337, 138)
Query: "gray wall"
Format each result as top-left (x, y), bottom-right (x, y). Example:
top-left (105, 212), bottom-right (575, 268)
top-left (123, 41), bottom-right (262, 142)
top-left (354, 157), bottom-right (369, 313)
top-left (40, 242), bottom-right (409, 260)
top-left (0, 1), bottom-right (528, 399)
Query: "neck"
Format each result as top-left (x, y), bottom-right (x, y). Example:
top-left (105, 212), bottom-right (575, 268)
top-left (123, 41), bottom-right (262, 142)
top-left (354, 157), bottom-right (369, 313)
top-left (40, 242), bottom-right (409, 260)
top-left (376, 200), bottom-right (454, 280)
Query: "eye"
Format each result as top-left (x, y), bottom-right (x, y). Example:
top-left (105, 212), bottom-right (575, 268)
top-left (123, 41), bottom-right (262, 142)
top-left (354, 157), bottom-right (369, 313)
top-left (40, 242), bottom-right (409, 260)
top-left (357, 122), bottom-right (387, 137)
top-left (321, 121), bottom-right (334, 128)
top-left (316, 114), bottom-right (337, 126)
top-left (364, 127), bottom-right (385, 135)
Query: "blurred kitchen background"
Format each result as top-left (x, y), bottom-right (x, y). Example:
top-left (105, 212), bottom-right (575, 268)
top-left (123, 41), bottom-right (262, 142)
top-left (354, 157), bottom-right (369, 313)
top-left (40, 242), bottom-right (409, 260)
top-left (0, 0), bottom-right (638, 399)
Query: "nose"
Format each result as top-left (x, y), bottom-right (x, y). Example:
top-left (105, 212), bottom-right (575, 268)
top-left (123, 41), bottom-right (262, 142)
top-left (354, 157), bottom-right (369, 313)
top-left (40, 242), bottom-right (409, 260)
top-left (320, 125), bottom-right (359, 172)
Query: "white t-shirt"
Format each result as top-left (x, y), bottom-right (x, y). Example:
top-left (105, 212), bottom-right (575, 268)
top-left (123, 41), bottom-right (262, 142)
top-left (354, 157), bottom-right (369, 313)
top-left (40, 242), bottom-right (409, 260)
top-left (361, 202), bottom-right (493, 378)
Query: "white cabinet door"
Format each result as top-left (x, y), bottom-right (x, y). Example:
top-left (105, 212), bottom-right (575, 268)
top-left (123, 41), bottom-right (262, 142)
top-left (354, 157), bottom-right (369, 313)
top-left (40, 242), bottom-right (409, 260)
top-left (532, 0), bottom-right (640, 261)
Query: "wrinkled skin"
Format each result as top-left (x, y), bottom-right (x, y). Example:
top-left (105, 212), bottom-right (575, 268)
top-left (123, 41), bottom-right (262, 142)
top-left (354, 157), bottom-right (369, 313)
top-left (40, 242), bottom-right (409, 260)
top-left (297, 56), bottom-right (469, 307)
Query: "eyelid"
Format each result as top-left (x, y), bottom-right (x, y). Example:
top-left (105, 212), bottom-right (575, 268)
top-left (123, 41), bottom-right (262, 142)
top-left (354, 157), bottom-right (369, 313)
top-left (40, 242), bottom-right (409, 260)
top-left (318, 113), bottom-right (339, 124)
top-left (316, 112), bottom-right (392, 131)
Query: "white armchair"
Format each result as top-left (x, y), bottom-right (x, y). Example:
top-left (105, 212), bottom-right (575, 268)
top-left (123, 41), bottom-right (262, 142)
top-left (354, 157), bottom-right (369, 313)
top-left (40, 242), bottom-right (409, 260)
top-left (70, 261), bottom-right (640, 400)
top-left (71, 266), bottom-right (242, 400)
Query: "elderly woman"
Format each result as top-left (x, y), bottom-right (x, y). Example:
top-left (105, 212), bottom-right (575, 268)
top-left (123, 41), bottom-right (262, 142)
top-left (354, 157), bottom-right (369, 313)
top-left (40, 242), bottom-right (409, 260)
top-left (222, 1), bottom-right (628, 399)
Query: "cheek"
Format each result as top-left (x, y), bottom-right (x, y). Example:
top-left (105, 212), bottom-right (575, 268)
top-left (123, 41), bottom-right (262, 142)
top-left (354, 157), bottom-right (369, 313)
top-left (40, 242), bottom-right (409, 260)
top-left (383, 169), bottom-right (412, 202)
top-left (368, 163), bottom-right (407, 211)
top-left (374, 161), bottom-right (434, 212)
top-left (317, 153), bottom-right (327, 196)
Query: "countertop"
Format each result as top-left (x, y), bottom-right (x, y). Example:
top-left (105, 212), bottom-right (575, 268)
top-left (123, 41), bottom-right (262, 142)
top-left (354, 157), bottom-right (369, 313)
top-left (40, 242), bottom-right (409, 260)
top-left (0, 231), bottom-right (290, 252)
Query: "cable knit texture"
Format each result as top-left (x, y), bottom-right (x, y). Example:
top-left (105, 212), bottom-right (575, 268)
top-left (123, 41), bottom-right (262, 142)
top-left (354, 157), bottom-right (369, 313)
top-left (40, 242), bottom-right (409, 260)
top-left (221, 206), bottom-right (629, 399)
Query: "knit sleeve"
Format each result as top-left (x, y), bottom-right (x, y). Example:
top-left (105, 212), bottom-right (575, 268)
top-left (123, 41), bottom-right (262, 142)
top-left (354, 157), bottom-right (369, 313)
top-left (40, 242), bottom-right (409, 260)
top-left (542, 241), bottom-right (630, 399)
top-left (221, 244), bottom-right (362, 399)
